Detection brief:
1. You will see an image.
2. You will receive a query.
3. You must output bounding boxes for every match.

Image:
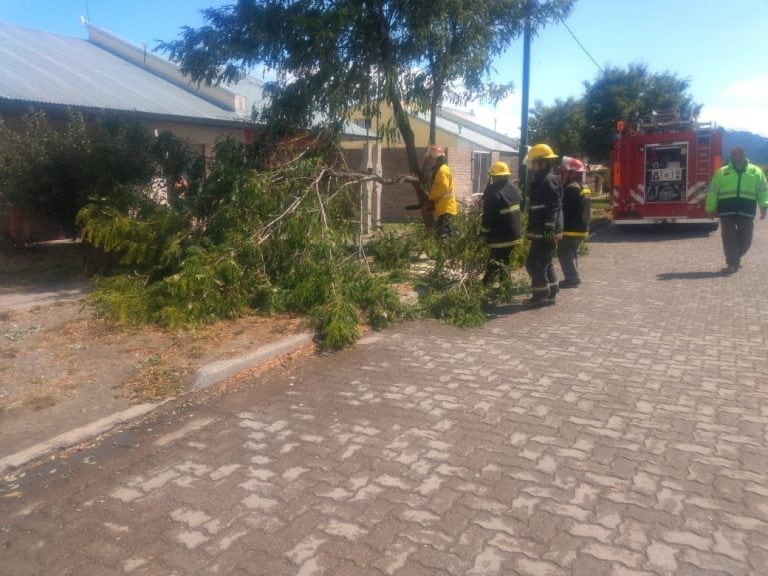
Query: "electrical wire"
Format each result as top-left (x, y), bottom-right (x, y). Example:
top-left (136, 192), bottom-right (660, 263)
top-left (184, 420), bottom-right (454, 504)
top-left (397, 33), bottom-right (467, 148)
top-left (561, 19), bottom-right (603, 72)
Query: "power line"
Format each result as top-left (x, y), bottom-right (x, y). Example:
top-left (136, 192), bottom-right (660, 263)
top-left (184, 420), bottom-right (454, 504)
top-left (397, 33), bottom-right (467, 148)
top-left (561, 19), bottom-right (603, 72)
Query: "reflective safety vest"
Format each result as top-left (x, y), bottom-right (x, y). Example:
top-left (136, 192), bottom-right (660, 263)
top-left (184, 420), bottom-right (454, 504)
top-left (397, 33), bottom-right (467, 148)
top-left (706, 161), bottom-right (768, 218)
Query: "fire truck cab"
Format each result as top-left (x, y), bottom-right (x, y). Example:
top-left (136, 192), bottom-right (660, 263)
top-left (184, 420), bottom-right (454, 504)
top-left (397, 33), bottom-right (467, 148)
top-left (610, 111), bottom-right (723, 227)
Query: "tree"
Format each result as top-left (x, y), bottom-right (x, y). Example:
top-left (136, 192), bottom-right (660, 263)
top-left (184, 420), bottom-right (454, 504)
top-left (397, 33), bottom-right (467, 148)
top-left (160, 0), bottom-right (576, 219)
top-left (527, 63), bottom-right (700, 163)
top-left (581, 63), bottom-right (699, 162)
top-left (528, 96), bottom-right (585, 157)
top-left (0, 111), bottom-right (205, 237)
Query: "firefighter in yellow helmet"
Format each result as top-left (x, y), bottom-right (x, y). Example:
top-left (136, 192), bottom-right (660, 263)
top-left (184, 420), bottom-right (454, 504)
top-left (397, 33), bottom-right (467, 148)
top-left (425, 145), bottom-right (457, 239)
top-left (522, 143), bottom-right (563, 307)
top-left (480, 161), bottom-right (523, 286)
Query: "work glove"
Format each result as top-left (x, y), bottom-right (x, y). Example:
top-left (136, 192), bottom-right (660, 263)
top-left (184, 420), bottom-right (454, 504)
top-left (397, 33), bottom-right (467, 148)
top-left (544, 229), bottom-right (556, 249)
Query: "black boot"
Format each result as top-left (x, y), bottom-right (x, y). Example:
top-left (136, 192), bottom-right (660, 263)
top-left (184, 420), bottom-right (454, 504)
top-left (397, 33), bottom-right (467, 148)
top-left (523, 294), bottom-right (555, 308)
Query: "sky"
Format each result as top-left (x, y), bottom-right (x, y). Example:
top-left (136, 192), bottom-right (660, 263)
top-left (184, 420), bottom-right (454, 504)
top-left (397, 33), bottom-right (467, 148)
top-left (2, 0), bottom-right (767, 138)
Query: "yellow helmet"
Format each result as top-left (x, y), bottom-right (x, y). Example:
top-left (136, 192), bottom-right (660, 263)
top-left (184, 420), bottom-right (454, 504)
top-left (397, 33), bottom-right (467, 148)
top-left (524, 143), bottom-right (558, 164)
top-left (489, 161), bottom-right (511, 177)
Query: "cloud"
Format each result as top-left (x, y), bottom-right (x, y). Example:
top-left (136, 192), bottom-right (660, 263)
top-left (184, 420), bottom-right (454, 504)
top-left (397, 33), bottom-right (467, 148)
top-left (699, 105), bottom-right (768, 138)
top-left (721, 75), bottom-right (768, 103)
top-left (699, 75), bottom-right (768, 137)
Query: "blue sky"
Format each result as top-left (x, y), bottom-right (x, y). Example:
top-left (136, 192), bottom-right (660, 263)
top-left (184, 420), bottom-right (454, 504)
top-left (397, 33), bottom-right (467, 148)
top-left (2, 0), bottom-right (767, 138)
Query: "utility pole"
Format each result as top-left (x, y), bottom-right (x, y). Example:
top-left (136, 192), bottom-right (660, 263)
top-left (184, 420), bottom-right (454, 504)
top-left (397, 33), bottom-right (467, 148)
top-left (518, 1), bottom-right (532, 210)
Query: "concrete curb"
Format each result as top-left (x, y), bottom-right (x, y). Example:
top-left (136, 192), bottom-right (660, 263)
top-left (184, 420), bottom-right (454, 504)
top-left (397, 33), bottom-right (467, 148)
top-left (0, 332), bottom-right (315, 475)
top-left (0, 402), bottom-right (161, 475)
top-left (191, 332), bottom-right (315, 391)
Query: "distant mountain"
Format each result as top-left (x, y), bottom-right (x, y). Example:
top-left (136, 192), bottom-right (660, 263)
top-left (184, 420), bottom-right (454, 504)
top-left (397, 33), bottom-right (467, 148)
top-left (721, 129), bottom-right (768, 165)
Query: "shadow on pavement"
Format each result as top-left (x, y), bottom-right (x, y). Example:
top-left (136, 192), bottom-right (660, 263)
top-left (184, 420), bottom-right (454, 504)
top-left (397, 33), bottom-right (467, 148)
top-left (657, 270), bottom-right (727, 281)
top-left (484, 303), bottom-right (528, 318)
top-left (590, 223), bottom-right (716, 244)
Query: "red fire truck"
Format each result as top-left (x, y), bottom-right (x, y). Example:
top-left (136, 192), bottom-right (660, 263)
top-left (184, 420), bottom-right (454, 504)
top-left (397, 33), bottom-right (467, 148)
top-left (610, 111), bottom-right (723, 227)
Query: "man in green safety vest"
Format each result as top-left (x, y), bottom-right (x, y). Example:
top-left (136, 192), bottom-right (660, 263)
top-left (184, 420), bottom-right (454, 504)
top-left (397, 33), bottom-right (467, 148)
top-left (706, 146), bottom-right (767, 274)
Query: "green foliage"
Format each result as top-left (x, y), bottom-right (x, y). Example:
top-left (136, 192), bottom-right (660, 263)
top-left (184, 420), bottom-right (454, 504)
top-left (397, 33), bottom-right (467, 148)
top-left (365, 224), bottom-right (425, 270)
top-left (420, 283), bottom-right (488, 328)
top-left (582, 64), bottom-right (698, 162)
top-left (160, 1), bottom-right (576, 219)
top-left (528, 63), bottom-right (699, 163)
top-left (408, 203), bottom-right (519, 328)
top-left (161, 1), bottom-right (575, 131)
top-left (529, 97), bottom-right (586, 158)
top-left (88, 275), bottom-right (152, 325)
top-left (73, 130), bottom-right (541, 348)
top-left (312, 296), bottom-right (360, 350)
top-left (0, 110), bottom-right (203, 234)
top-left (78, 149), bottom-right (412, 347)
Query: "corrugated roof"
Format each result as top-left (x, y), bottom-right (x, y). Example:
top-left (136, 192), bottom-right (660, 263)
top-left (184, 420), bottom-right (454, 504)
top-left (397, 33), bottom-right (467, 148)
top-left (410, 111), bottom-right (517, 153)
top-left (0, 22), bottom-right (245, 123)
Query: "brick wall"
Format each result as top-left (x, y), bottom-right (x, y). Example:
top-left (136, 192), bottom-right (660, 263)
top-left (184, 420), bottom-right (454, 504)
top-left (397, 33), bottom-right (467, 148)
top-left (348, 147), bottom-right (520, 222)
top-left (378, 147), bottom-right (479, 221)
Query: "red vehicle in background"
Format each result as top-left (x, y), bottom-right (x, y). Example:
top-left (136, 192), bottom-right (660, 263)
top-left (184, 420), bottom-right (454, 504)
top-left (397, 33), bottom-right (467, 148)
top-left (610, 111), bottom-right (723, 228)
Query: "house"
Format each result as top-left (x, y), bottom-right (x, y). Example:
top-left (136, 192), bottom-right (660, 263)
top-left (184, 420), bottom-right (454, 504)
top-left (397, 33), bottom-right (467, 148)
top-left (0, 21), bottom-right (372, 239)
top-left (0, 20), bottom-right (517, 236)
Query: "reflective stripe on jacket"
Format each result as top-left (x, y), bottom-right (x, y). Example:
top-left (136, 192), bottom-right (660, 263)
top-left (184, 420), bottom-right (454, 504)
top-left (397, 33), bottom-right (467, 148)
top-left (562, 181), bottom-right (591, 238)
top-left (706, 160), bottom-right (768, 218)
top-left (526, 168), bottom-right (563, 236)
top-left (481, 178), bottom-right (523, 247)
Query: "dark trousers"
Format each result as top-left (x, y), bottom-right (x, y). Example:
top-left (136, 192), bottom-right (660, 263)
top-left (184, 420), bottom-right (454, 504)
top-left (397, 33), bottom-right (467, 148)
top-left (720, 215), bottom-right (754, 267)
top-left (526, 239), bottom-right (557, 298)
top-left (436, 214), bottom-right (454, 239)
top-left (557, 236), bottom-right (583, 282)
top-left (483, 246), bottom-right (513, 286)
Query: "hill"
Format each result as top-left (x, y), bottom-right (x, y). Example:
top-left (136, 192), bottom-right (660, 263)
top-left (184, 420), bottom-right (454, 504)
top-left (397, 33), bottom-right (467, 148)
top-left (721, 129), bottom-right (768, 165)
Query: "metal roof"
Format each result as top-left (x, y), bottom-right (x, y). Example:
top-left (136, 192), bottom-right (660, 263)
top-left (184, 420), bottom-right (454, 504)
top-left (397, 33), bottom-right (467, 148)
top-left (0, 22), bottom-right (249, 124)
top-left (408, 111), bottom-right (517, 154)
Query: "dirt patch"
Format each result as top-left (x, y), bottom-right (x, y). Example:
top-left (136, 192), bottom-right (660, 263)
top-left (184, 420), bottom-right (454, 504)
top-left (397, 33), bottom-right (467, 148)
top-left (0, 292), bottom-right (309, 459)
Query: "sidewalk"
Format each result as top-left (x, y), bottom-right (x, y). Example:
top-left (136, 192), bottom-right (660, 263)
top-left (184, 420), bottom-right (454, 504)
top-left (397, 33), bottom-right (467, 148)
top-left (0, 284), bottom-right (314, 474)
top-left (0, 279), bottom-right (90, 311)
top-left (2, 222), bottom-right (767, 575)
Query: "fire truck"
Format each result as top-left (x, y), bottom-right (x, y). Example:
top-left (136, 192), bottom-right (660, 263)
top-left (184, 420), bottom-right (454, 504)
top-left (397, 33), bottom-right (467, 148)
top-left (610, 110), bottom-right (723, 227)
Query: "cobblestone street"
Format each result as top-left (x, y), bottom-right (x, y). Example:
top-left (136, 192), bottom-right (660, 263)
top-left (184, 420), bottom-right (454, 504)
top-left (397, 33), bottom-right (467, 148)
top-left (2, 223), bottom-right (767, 575)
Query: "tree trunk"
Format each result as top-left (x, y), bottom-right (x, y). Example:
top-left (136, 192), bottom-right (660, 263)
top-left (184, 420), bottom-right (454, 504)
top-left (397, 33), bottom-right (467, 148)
top-left (391, 97), bottom-right (434, 228)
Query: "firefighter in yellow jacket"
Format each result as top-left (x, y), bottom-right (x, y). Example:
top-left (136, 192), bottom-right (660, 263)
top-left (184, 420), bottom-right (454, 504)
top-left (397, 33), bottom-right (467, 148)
top-left (706, 146), bottom-right (767, 274)
top-left (425, 146), bottom-right (457, 239)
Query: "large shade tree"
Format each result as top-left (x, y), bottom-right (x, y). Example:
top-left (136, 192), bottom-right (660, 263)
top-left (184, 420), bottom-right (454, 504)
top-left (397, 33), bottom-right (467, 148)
top-left (526, 63), bottom-right (699, 163)
top-left (528, 96), bottom-right (585, 159)
top-left (582, 63), bottom-right (700, 162)
top-left (160, 0), bottom-right (576, 217)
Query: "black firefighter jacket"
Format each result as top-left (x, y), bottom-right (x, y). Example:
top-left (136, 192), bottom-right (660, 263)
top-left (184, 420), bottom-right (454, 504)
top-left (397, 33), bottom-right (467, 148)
top-left (480, 178), bottom-right (523, 248)
top-left (562, 180), bottom-right (591, 238)
top-left (526, 168), bottom-right (563, 239)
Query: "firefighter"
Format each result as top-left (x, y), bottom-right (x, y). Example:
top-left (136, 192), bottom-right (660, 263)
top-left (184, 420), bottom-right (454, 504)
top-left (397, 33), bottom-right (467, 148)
top-left (425, 145), bottom-right (457, 239)
top-left (522, 143), bottom-right (563, 307)
top-left (706, 146), bottom-right (768, 274)
top-left (479, 161), bottom-right (523, 286)
top-left (557, 156), bottom-right (591, 288)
